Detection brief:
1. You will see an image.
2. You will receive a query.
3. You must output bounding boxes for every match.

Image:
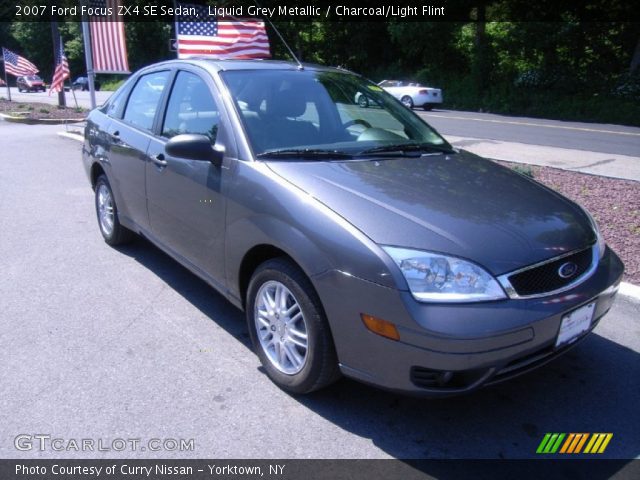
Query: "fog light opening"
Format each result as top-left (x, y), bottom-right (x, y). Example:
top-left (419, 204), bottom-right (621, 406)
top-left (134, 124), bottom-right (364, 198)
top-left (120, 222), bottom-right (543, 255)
top-left (361, 314), bottom-right (400, 341)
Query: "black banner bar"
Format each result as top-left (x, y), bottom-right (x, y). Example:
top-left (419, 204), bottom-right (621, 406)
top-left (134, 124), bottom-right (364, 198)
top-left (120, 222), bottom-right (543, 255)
top-left (1, 459), bottom-right (640, 480)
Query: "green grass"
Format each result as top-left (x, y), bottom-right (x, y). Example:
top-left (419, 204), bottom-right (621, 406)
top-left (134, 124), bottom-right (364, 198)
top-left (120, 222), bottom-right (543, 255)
top-left (100, 79), bottom-right (125, 91)
top-left (511, 164), bottom-right (535, 178)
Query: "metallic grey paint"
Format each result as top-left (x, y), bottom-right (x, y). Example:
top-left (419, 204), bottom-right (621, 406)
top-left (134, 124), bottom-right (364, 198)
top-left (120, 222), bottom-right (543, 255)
top-left (83, 59), bottom-right (624, 396)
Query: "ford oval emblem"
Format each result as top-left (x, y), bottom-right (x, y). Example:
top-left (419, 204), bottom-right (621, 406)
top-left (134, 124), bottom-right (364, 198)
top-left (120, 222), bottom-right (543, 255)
top-left (558, 262), bottom-right (578, 279)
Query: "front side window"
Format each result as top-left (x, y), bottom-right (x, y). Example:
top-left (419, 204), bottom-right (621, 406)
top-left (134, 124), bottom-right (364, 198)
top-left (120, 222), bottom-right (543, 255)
top-left (162, 71), bottom-right (220, 143)
top-left (220, 69), bottom-right (447, 158)
top-left (122, 71), bottom-right (170, 131)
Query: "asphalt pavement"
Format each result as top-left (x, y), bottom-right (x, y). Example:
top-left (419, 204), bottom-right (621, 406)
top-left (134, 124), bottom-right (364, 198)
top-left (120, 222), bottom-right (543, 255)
top-left (0, 120), bottom-right (639, 462)
top-left (1, 86), bottom-right (112, 109)
top-left (418, 109), bottom-right (640, 181)
top-left (419, 109), bottom-right (640, 157)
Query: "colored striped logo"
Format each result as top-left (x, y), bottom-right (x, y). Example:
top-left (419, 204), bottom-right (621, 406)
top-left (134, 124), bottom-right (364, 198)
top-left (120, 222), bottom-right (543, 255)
top-left (536, 433), bottom-right (613, 454)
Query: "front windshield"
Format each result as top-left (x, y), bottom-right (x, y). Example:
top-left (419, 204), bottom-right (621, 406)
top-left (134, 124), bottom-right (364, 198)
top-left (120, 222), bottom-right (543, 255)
top-left (220, 69), bottom-right (449, 158)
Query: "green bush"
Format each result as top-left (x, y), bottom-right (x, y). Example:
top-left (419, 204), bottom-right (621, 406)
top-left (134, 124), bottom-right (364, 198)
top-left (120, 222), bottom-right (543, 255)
top-left (436, 77), bottom-right (640, 126)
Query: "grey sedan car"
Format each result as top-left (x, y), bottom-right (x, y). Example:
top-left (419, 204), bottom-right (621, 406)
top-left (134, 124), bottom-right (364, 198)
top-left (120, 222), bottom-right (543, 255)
top-left (83, 59), bottom-right (623, 396)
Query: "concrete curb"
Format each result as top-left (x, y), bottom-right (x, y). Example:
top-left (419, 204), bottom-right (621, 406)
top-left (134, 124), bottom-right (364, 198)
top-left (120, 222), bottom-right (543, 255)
top-left (0, 112), bottom-right (85, 125)
top-left (447, 135), bottom-right (640, 182)
top-left (620, 282), bottom-right (640, 301)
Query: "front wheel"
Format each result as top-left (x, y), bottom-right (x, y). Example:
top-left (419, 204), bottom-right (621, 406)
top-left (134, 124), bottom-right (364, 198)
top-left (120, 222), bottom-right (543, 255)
top-left (246, 258), bottom-right (340, 394)
top-left (423, 104), bottom-right (434, 111)
top-left (94, 174), bottom-right (134, 246)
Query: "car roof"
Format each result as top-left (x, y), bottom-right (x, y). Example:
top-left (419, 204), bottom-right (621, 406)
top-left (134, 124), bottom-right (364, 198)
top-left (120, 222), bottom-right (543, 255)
top-left (138, 58), bottom-right (350, 75)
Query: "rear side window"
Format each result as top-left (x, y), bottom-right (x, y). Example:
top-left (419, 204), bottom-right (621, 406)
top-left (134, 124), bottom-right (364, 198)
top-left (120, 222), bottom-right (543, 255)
top-left (104, 81), bottom-right (130, 117)
top-left (162, 71), bottom-right (220, 143)
top-left (122, 71), bottom-right (170, 131)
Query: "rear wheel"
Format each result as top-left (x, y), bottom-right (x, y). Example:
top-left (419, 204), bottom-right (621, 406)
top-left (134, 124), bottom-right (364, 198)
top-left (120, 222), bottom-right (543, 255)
top-left (401, 95), bottom-right (414, 109)
top-left (94, 174), bottom-right (135, 246)
top-left (246, 258), bottom-right (340, 394)
top-left (423, 104), bottom-right (433, 111)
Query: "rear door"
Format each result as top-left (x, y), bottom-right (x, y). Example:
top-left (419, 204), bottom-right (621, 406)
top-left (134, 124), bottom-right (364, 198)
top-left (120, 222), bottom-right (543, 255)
top-left (105, 70), bottom-right (172, 231)
top-left (145, 68), bottom-right (234, 284)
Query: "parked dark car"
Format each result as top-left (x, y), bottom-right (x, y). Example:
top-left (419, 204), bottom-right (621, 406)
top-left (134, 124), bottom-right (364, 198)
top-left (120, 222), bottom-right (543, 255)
top-left (16, 75), bottom-right (45, 92)
top-left (83, 59), bottom-right (623, 396)
top-left (72, 76), bottom-right (101, 91)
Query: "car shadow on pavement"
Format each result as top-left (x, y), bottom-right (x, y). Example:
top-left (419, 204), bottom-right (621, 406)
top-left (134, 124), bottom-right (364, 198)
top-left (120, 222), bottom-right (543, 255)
top-left (117, 238), bottom-right (639, 466)
top-left (116, 238), bottom-right (252, 349)
top-left (299, 333), bottom-right (639, 462)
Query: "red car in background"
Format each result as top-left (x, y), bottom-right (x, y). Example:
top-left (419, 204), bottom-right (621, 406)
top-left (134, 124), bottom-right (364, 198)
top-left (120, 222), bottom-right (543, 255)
top-left (16, 75), bottom-right (45, 92)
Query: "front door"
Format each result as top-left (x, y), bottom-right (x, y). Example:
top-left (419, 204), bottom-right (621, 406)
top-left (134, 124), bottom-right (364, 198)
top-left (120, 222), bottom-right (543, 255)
top-left (145, 69), bottom-right (230, 284)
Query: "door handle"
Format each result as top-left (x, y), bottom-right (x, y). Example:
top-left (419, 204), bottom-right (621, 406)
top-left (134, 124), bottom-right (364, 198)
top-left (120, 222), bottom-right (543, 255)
top-left (151, 153), bottom-right (167, 167)
top-left (110, 130), bottom-right (120, 141)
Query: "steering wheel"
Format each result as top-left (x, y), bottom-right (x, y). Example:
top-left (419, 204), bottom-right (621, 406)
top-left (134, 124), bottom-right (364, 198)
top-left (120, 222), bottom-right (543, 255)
top-left (343, 118), bottom-right (372, 129)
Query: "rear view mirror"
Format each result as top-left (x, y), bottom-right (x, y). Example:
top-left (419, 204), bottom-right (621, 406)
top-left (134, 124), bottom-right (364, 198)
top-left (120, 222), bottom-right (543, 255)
top-left (165, 134), bottom-right (224, 166)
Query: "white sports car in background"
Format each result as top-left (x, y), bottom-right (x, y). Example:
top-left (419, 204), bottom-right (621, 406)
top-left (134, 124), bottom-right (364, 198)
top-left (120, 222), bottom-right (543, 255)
top-left (378, 80), bottom-right (443, 110)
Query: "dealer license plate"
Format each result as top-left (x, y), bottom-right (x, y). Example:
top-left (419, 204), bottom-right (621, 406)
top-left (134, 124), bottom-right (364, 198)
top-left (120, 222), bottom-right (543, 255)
top-left (555, 302), bottom-right (596, 347)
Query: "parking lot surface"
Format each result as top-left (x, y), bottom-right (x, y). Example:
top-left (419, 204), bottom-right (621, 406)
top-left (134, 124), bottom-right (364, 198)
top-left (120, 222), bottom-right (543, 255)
top-left (0, 121), bottom-right (638, 462)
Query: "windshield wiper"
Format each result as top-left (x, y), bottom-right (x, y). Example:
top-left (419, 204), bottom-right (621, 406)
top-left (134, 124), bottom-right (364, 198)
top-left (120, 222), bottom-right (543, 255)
top-left (257, 148), bottom-right (354, 160)
top-left (359, 143), bottom-right (455, 157)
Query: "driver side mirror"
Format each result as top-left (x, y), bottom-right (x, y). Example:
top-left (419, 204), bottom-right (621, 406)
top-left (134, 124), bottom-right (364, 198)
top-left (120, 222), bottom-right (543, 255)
top-left (165, 134), bottom-right (224, 167)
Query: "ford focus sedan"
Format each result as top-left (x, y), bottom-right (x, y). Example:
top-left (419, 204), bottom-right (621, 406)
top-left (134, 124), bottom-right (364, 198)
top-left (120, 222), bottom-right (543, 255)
top-left (83, 59), bottom-right (623, 396)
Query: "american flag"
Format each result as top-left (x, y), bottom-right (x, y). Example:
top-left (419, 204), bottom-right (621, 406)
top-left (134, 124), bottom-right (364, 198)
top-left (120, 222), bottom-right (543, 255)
top-left (2, 48), bottom-right (39, 77)
top-left (89, 0), bottom-right (129, 73)
top-left (49, 38), bottom-right (70, 95)
top-left (176, 4), bottom-right (270, 60)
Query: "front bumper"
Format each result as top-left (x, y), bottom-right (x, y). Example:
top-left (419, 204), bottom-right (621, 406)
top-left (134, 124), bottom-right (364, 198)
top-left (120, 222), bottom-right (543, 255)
top-left (312, 247), bottom-right (624, 396)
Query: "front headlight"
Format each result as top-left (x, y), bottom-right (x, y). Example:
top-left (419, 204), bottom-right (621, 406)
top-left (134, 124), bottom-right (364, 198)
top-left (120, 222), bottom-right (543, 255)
top-left (583, 208), bottom-right (605, 259)
top-left (383, 247), bottom-right (507, 303)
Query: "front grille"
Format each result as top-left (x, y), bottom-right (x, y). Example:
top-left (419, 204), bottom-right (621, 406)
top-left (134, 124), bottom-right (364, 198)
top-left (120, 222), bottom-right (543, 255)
top-left (508, 247), bottom-right (593, 297)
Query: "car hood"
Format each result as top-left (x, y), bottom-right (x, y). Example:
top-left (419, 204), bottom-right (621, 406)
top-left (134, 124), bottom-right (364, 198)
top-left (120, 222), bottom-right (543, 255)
top-left (265, 150), bottom-right (595, 275)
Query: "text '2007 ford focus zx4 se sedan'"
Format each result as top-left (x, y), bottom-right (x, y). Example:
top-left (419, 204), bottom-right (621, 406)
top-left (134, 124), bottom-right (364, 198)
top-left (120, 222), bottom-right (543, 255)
top-left (83, 59), bottom-right (623, 396)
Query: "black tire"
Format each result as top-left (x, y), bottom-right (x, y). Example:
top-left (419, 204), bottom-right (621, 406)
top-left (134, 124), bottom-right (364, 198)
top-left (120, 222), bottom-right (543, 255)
top-left (358, 95), bottom-right (369, 108)
top-left (423, 104), bottom-right (433, 111)
top-left (246, 258), bottom-right (340, 394)
top-left (94, 174), bottom-right (135, 246)
top-left (401, 95), bottom-right (414, 109)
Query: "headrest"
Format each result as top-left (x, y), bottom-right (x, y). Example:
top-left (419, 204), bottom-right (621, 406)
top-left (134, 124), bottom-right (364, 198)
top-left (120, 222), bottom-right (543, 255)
top-left (266, 87), bottom-right (307, 118)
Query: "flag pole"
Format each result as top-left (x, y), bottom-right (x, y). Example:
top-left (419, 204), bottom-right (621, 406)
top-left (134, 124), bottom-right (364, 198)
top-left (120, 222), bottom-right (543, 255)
top-left (252, 0), bottom-right (303, 69)
top-left (1, 56), bottom-right (11, 101)
top-left (51, 20), bottom-right (66, 107)
top-left (80, 0), bottom-right (96, 109)
top-left (68, 77), bottom-right (79, 109)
